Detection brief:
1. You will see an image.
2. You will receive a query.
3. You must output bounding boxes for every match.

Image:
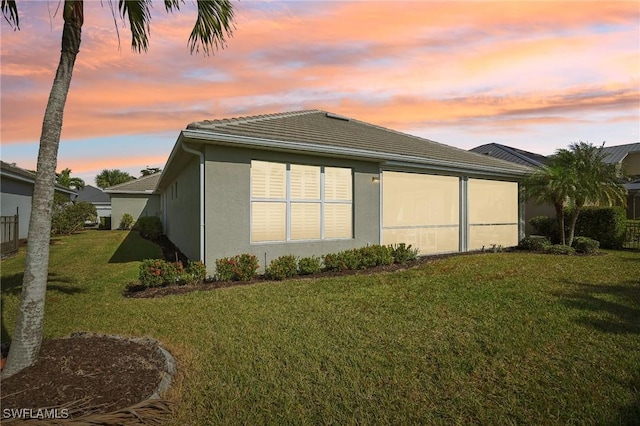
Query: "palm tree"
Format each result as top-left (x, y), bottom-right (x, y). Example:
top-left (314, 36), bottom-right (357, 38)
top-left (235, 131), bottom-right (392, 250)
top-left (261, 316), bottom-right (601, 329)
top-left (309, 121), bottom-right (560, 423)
top-left (553, 142), bottom-right (627, 246)
top-left (56, 168), bottom-right (85, 190)
top-left (95, 169), bottom-right (135, 188)
top-left (525, 163), bottom-right (575, 245)
top-left (1, 0), bottom-right (234, 378)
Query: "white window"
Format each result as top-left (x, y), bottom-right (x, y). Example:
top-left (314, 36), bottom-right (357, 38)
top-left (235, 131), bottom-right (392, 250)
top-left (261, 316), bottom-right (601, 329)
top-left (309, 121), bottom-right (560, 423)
top-left (251, 161), bottom-right (352, 242)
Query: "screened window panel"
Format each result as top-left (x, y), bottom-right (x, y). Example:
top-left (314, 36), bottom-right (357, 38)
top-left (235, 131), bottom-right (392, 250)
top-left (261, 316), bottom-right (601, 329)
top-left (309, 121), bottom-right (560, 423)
top-left (324, 203), bottom-right (352, 239)
top-left (251, 161), bottom-right (286, 199)
top-left (382, 172), bottom-right (459, 227)
top-left (251, 202), bottom-right (286, 242)
top-left (382, 227), bottom-right (459, 255)
top-left (290, 165), bottom-right (320, 200)
top-left (468, 179), bottom-right (518, 224)
top-left (291, 203), bottom-right (321, 240)
top-left (325, 167), bottom-right (353, 201)
top-left (468, 225), bottom-right (519, 250)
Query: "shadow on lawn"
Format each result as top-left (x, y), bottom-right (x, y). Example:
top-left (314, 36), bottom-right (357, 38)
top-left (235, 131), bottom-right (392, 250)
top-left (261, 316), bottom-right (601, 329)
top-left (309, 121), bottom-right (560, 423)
top-left (555, 280), bottom-right (640, 335)
top-left (109, 231), bottom-right (153, 264)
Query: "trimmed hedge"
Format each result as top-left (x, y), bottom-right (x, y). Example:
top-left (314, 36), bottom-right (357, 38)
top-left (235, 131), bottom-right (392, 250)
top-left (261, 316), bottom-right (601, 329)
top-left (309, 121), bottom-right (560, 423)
top-left (572, 207), bottom-right (626, 249)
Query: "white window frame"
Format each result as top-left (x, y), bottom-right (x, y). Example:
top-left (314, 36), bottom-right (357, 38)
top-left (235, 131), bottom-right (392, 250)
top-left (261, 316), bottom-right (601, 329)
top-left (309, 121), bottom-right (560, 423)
top-left (250, 161), bottom-right (353, 243)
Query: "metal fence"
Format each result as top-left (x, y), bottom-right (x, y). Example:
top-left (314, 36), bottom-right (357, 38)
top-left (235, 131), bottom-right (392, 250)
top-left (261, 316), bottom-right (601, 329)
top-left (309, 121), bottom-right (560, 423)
top-left (1, 215), bottom-right (19, 256)
top-left (624, 221), bottom-right (640, 250)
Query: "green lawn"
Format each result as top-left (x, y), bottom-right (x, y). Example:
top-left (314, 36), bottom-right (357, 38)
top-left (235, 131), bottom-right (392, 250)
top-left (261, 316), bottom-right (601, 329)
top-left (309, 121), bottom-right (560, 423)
top-left (2, 230), bottom-right (639, 424)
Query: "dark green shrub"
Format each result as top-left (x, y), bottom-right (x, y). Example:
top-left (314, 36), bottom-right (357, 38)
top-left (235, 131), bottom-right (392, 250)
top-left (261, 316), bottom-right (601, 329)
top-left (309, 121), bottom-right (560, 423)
top-left (265, 255), bottom-right (298, 280)
top-left (135, 216), bottom-right (163, 240)
top-left (543, 244), bottom-right (575, 255)
top-left (573, 207), bottom-right (626, 249)
top-left (529, 216), bottom-right (560, 242)
top-left (138, 259), bottom-right (179, 287)
top-left (298, 256), bottom-right (322, 275)
top-left (323, 249), bottom-right (362, 271)
top-left (359, 245), bottom-right (395, 268)
top-left (518, 236), bottom-right (551, 251)
top-left (184, 261), bottom-right (207, 284)
top-left (120, 213), bottom-right (134, 230)
top-left (215, 254), bottom-right (259, 281)
top-left (389, 243), bottom-right (419, 264)
top-left (572, 237), bottom-right (600, 255)
top-left (51, 201), bottom-right (97, 235)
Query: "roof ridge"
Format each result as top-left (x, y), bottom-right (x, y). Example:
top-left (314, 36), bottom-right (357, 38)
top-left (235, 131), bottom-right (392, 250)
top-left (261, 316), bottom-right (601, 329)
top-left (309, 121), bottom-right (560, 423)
top-left (106, 172), bottom-right (160, 190)
top-left (187, 110), bottom-right (322, 130)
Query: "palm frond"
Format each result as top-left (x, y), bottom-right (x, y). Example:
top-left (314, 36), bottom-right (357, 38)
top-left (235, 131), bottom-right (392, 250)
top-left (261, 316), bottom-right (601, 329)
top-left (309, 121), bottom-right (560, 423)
top-left (188, 0), bottom-right (235, 56)
top-left (118, 0), bottom-right (152, 53)
top-left (1, 0), bottom-right (19, 29)
top-left (164, 0), bottom-right (182, 12)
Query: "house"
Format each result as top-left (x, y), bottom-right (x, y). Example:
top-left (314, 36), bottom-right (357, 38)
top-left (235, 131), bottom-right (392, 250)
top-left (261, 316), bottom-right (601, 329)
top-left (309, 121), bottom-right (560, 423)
top-left (104, 173), bottom-right (161, 229)
top-left (602, 143), bottom-right (640, 219)
top-left (74, 185), bottom-right (111, 225)
top-left (150, 110), bottom-right (531, 274)
top-left (1, 161), bottom-right (77, 253)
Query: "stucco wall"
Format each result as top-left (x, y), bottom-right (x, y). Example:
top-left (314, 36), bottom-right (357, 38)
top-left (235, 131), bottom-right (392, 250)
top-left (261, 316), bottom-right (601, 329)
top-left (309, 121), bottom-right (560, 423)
top-left (203, 145), bottom-right (380, 274)
top-left (110, 194), bottom-right (161, 230)
top-left (1, 179), bottom-right (33, 239)
top-left (163, 156), bottom-right (201, 261)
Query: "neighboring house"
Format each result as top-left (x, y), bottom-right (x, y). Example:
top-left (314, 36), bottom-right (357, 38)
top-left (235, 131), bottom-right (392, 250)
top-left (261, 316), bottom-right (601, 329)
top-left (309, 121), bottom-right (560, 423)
top-left (151, 110), bottom-right (531, 275)
top-left (74, 185), bottom-right (111, 224)
top-left (104, 173), bottom-right (161, 229)
top-left (470, 143), bottom-right (554, 234)
top-left (602, 143), bottom-right (640, 219)
top-left (0, 160), bottom-right (76, 240)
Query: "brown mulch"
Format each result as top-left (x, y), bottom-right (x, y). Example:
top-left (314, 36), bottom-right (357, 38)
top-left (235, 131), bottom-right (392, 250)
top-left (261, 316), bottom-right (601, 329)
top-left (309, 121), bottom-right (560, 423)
top-left (1, 334), bottom-right (173, 423)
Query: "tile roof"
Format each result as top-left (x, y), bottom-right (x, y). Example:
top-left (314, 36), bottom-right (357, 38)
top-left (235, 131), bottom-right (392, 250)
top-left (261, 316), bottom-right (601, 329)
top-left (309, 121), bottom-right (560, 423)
top-left (1, 160), bottom-right (77, 195)
top-left (75, 185), bottom-right (110, 203)
top-left (469, 143), bottom-right (548, 168)
top-left (601, 143), bottom-right (640, 164)
top-left (185, 110), bottom-right (532, 175)
top-left (104, 173), bottom-right (161, 193)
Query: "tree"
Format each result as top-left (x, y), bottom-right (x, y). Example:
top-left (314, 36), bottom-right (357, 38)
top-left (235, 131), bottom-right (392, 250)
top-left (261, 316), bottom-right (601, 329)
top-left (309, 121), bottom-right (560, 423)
top-left (140, 166), bottom-right (162, 177)
top-left (95, 169), bottom-right (135, 188)
top-left (553, 142), bottom-right (626, 246)
top-left (56, 168), bottom-right (85, 190)
top-left (1, 0), bottom-right (234, 378)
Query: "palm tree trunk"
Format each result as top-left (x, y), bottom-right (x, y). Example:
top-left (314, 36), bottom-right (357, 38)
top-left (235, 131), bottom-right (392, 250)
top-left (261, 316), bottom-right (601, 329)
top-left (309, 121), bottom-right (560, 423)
top-left (554, 203), bottom-right (566, 245)
top-left (567, 207), bottom-right (581, 247)
top-left (2, 1), bottom-right (83, 378)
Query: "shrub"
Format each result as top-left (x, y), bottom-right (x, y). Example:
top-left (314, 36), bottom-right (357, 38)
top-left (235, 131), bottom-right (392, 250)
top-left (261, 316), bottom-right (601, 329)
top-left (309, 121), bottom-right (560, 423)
top-left (135, 216), bottom-right (163, 240)
top-left (265, 255), bottom-right (298, 280)
top-left (572, 236), bottom-right (600, 255)
top-left (359, 245), bottom-right (394, 268)
top-left (51, 201), bottom-right (97, 235)
top-left (389, 243), bottom-right (419, 264)
top-left (120, 213), bottom-right (134, 230)
top-left (298, 256), bottom-right (322, 275)
top-left (323, 249), bottom-right (361, 272)
top-left (183, 261), bottom-right (207, 284)
top-left (543, 244), bottom-right (575, 255)
top-left (529, 216), bottom-right (560, 242)
top-left (215, 254), bottom-right (259, 281)
top-left (138, 259), bottom-right (179, 288)
top-left (573, 207), bottom-right (626, 249)
top-left (518, 236), bottom-right (551, 251)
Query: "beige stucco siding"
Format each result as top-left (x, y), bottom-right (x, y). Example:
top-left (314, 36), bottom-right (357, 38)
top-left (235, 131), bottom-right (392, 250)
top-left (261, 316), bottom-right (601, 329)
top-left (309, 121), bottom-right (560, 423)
top-left (203, 145), bottom-right (380, 273)
top-left (110, 194), bottom-right (161, 230)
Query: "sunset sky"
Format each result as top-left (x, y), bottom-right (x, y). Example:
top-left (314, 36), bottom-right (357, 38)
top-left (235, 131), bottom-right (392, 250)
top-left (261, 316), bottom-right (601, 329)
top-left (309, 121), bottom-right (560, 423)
top-left (1, 0), bottom-right (639, 186)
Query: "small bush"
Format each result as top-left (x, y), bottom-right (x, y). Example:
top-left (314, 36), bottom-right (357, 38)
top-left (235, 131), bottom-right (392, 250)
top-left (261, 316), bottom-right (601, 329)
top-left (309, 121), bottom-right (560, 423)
top-left (389, 243), bottom-right (419, 264)
top-left (359, 245), bottom-right (395, 268)
top-left (135, 216), bottom-right (162, 240)
top-left (543, 244), bottom-right (575, 255)
top-left (120, 213), bottom-right (134, 230)
top-left (518, 236), bottom-right (551, 251)
top-left (183, 261), bottom-right (207, 284)
top-left (529, 216), bottom-right (560, 242)
top-left (215, 254), bottom-right (259, 281)
top-left (572, 237), bottom-right (600, 255)
top-left (51, 201), bottom-right (97, 235)
top-left (298, 256), bottom-right (322, 275)
top-left (265, 255), bottom-right (298, 280)
top-left (323, 249), bottom-right (361, 272)
top-left (138, 259), bottom-right (179, 288)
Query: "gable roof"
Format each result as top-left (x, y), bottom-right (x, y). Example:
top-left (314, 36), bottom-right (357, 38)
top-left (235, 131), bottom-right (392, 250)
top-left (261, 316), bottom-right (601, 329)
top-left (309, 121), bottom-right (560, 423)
top-left (75, 185), bottom-right (110, 203)
top-left (601, 143), bottom-right (640, 164)
top-left (0, 160), bottom-right (77, 195)
top-left (469, 143), bottom-right (548, 168)
top-left (177, 110), bottom-right (532, 178)
top-left (103, 173), bottom-right (160, 194)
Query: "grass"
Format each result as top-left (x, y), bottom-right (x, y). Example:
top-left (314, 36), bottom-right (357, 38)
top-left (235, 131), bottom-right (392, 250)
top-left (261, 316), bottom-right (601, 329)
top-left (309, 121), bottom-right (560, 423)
top-left (2, 230), bottom-right (639, 424)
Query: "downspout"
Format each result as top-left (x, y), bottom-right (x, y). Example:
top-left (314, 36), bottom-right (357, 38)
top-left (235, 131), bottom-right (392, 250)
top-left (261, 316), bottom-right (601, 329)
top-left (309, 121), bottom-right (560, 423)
top-left (181, 143), bottom-right (205, 263)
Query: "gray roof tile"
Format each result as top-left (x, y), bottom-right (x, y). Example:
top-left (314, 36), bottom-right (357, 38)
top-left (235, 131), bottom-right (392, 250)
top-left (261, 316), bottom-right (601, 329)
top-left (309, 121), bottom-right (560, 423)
top-left (104, 173), bottom-right (160, 193)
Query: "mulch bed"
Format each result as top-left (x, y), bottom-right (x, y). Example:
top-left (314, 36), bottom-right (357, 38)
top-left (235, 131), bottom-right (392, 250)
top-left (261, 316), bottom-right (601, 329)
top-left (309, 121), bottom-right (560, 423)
top-left (1, 334), bottom-right (173, 423)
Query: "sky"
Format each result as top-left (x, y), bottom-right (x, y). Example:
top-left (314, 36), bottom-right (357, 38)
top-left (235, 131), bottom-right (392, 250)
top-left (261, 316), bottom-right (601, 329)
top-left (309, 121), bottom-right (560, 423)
top-left (1, 0), bottom-right (639, 186)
